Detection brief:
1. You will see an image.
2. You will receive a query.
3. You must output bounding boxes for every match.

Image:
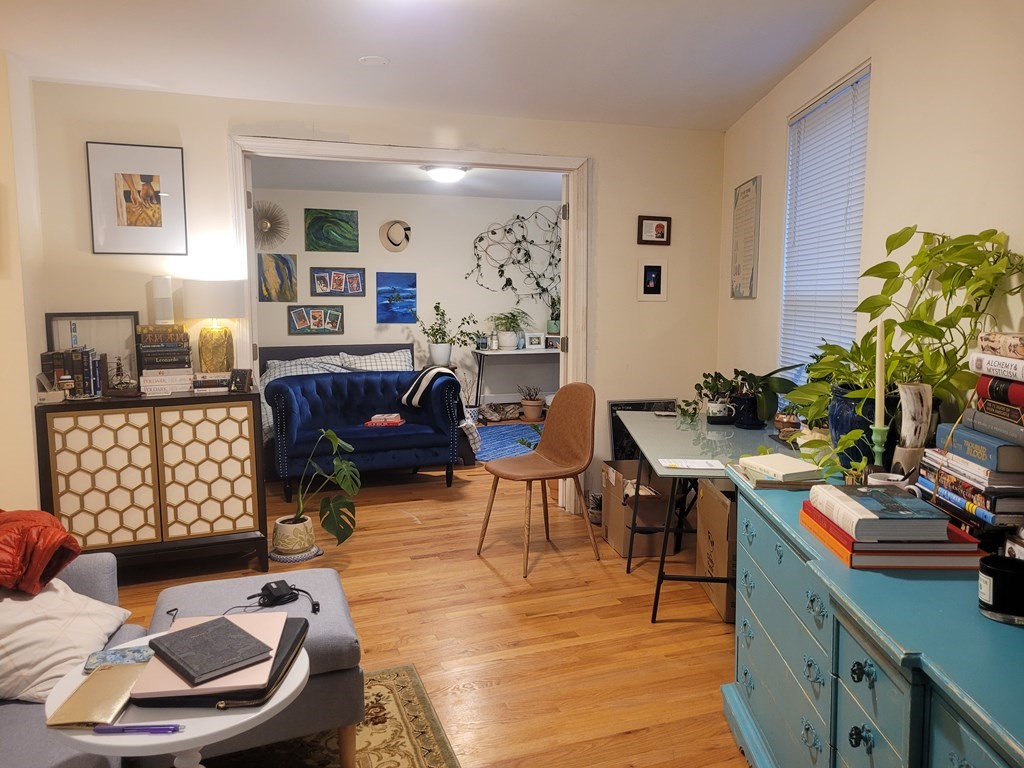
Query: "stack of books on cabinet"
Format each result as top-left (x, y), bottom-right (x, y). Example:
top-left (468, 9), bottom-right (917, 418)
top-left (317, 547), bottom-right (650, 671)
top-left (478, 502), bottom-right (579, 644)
top-left (138, 323), bottom-right (193, 395)
top-left (800, 484), bottom-right (983, 569)
top-left (40, 348), bottom-right (108, 397)
top-left (920, 330), bottom-right (1024, 554)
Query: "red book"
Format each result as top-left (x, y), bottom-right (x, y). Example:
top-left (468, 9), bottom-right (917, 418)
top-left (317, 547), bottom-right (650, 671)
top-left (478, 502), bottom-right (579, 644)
top-left (363, 413), bottom-right (405, 427)
top-left (976, 374), bottom-right (1024, 408)
top-left (799, 507), bottom-right (983, 569)
top-left (800, 500), bottom-right (979, 552)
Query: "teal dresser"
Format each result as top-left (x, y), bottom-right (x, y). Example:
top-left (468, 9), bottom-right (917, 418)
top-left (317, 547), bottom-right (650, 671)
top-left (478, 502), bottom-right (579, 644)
top-left (723, 469), bottom-right (1024, 768)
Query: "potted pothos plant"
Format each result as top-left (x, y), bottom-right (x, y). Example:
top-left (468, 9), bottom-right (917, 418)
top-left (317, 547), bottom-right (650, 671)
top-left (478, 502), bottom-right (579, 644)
top-left (677, 365), bottom-right (798, 427)
top-left (417, 301), bottom-right (477, 366)
top-left (272, 428), bottom-right (361, 556)
top-left (786, 225), bottom-right (1024, 464)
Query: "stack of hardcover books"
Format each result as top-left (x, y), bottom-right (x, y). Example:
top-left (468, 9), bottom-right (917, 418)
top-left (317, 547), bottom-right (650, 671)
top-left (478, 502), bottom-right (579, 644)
top-left (801, 484), bottom-right (983, 569)
top-left (137, 323), bottom-right (192, 395)
top-left (363, 413), bottom-right (405, 427)
top-left (192, 371), bottom-right (231, 394)
top-left (40, 348), bottom-right (108, 397)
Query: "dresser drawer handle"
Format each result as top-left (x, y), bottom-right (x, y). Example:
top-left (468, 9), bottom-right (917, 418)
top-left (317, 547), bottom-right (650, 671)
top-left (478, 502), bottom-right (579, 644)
top-left (799, 717), bottom-right (822, 752)
top-left (802, 655), bottom-right (824, 686)
top-left (740, 666), bottom-right (755, 693)
top-left (774, 543), bottom-right (784, 564)
top-left (848, 724), bottom-right (874, 753)
top-left (739, 619), bottom-right (755, 643)
top-left (850, 659), bottom-right (877, 688)
top-left (804, 591), bottom-right (828, 619)
top-left (742, 518), bottom-right (756, 543)
top-left (948, 752), bottom-right (973, 768)
top-left (741, 569), bottom-right (755, 593)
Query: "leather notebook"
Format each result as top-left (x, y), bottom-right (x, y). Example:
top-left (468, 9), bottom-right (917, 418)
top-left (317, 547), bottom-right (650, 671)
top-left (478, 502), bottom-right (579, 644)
top-left (148, 616), bottom-right (272, 686)
top-left (132, 617), bottom-right (308, 709)
top-left (46, 663), bottom-right (147, 728)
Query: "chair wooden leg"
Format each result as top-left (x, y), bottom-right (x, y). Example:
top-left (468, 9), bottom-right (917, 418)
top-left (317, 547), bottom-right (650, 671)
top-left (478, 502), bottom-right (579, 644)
top-left (339, 723), bottom-right (357, 768)
top-left (574, 476), bottom-right (601, 561)
top-left (523, 480), bottom-right (533, 578)
top-left (541, 481), bottom-right (550, 541)
top-left (477, 475), bottom-right (500, 555)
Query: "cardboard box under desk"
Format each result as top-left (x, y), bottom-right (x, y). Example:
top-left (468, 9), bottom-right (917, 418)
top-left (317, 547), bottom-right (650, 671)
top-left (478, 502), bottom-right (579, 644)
top-left (601, 460), bottom-right (675, 558)
top-left (696, 478), bottom-right (737, 623)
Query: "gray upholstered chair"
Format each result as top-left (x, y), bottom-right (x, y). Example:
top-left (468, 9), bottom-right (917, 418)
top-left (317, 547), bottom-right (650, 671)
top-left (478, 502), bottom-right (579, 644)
top-left (137, 568), bottom-right (363, 768)
top-left (2, 552), bottom-right (147, 768)
top-left (477, 381), bottom-right (601, 577)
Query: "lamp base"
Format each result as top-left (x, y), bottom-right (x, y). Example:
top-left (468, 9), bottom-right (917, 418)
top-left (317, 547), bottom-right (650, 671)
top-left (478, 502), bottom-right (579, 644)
top-left (198, 326), bottom-right (234, 373)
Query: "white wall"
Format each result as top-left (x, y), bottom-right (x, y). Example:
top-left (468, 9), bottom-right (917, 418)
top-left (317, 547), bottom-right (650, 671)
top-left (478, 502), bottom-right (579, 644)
top-left (11, 79), bottom-right (724, 498)
top-left (718, 0), bottom-right (1024, 378)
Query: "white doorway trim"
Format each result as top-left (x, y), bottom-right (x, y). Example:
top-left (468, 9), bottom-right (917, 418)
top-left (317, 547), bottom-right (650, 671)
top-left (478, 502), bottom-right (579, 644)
top-left (226, 136), bottom-right (590, 508)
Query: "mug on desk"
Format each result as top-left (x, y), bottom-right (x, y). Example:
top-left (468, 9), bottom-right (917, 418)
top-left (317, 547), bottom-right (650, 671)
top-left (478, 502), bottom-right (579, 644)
top-left (706, 402), bottom-right (736, 418)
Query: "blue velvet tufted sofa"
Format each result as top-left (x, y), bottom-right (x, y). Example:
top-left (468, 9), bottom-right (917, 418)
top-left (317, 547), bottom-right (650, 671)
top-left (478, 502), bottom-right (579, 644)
top-left (265, 370), bottom-right (461, 499)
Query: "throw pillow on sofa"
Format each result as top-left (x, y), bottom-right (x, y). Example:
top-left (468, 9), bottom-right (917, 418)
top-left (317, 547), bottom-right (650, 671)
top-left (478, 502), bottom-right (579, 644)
top-left (338, 349), bottom-right (413, 371)
top-left (0, 578), bottom-right (129, 702)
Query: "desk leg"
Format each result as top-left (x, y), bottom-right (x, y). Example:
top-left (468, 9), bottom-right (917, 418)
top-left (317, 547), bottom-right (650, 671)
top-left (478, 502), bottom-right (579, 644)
top-left (651, 478), bottom-right (698, 623)
top-left (173, 751), bottom-right (204, 768)
top-left (625, 457), bottom-right (647, 574)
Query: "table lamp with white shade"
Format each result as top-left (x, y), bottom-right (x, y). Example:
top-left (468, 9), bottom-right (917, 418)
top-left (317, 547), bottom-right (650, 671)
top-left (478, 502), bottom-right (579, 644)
top-left (182, 280), bottom-right (247, 373)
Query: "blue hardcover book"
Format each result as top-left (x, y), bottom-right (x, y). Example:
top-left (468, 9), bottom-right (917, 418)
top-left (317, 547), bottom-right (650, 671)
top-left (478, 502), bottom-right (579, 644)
top-left (935, 422), bottom-right (1024, 472)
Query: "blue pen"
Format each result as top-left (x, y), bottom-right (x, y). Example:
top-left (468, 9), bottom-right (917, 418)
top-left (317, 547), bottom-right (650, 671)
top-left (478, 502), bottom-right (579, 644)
top-left (94, 724), bottom-right (184, 734)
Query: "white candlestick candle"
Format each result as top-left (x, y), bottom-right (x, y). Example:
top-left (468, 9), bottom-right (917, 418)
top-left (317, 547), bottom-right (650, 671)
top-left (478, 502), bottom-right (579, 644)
top-left (875, 317), bottom-right (885, 428)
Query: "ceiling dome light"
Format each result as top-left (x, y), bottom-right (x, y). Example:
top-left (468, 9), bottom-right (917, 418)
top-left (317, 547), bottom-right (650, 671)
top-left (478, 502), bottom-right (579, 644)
top-left (424, 166), bottom-right (467, 183)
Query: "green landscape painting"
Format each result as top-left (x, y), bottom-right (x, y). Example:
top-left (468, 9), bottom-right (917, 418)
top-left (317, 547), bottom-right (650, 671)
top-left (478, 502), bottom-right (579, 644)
top-left (305, 208), bottom-right (359, 252)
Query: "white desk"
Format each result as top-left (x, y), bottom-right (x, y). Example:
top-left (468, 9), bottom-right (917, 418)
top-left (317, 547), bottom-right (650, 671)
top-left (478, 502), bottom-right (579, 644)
top-left (44, 641), bottom-right (309, 768)
top-left (472, 348), bottom-right (559, 404)
top-left (615, 411), bottom-right (785, 621)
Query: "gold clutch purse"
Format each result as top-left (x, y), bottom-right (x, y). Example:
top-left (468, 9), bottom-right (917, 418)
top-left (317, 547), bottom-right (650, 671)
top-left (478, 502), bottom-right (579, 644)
top-left (46, 663), bottom-right (147, 729)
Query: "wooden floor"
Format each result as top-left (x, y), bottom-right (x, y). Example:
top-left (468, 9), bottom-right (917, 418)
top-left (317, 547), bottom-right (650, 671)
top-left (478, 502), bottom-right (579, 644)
top-left (117, 465), bottom-right (749, 768)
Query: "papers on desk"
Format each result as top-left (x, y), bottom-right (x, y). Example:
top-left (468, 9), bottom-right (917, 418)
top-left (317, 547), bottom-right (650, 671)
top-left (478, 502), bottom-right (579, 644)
top-left (658, 458), bottom-right (725, 470)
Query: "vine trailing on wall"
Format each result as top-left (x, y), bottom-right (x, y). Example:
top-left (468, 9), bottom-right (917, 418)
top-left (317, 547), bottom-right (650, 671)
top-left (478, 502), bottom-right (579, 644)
top-left (465, 205), bottom-right (562, 314)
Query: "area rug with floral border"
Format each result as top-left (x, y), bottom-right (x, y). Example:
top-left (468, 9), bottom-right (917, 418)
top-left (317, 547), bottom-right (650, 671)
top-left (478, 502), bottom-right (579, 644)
top-left (206, 665), bottom-right (461, 768)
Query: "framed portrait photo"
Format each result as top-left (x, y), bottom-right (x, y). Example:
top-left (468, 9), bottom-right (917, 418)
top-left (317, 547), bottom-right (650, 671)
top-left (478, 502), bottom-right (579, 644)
top-left (637, 215), bottom-right (671, 246)
top-left (525, 332), bottom-right (544, 349)
top-left (86, 142), bottom-right (187, 255)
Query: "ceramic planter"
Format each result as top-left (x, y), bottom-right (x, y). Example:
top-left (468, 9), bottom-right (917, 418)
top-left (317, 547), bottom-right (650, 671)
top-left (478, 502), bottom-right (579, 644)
top-left (497, 331), bottom-right (519, 350)
top-left (520, 399), bottom-right (544, 421)
top-left (272, 515), bottom-right (316, 555)
top-left (428, 342), bottom-right (452, 366)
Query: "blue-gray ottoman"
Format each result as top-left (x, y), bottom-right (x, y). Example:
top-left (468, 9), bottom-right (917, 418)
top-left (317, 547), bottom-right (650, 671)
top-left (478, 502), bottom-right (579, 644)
top-left (136, 568), bottom-right (362, 768)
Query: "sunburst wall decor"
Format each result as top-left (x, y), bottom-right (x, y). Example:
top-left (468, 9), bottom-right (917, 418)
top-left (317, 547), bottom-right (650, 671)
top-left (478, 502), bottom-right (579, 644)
top-left (253, 200), bottom-right (290, 250)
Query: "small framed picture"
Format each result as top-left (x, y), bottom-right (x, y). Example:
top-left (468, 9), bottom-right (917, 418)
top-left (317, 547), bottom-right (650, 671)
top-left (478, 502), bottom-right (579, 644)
top-left (228, 368), bottom-right (253, 393)
top-left (638, 258), bottom-right (668, 301)
top-left (525, 332), bottom-right (544, 349)
top-left (637, 215), bottom-right (671, 246)
top-left (545, 336), bottom-right (562, 350)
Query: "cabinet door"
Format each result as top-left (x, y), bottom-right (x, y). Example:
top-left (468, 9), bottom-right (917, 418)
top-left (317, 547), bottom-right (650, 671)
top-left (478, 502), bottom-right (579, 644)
top-left (156, 402), bottom-right (259, 540)
top-left (47, 408), bottom-right (161, 548)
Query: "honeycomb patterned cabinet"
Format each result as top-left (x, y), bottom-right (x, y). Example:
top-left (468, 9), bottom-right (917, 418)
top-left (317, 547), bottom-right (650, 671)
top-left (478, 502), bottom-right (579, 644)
top-left (36, 392), bottom-right (268, 571)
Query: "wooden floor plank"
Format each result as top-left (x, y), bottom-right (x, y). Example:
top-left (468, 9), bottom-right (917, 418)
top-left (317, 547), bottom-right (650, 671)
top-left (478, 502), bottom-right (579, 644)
top-left (116, 465), bottom-right (748, 767)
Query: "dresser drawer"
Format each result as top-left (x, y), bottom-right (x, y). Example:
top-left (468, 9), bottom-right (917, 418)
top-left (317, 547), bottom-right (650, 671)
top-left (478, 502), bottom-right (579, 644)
top-left (737, 551), bottom-right (832, 725)
top-left (835, 676), bottom-right (903, 768)
top-left (928, 691), bottom-right (1010, 768)
top-left (835, 619), bottom-right (910, 754)
top-left (738, 497), bottom-right (833, 653)
top-left (736, 601), bottom-right (830, 768)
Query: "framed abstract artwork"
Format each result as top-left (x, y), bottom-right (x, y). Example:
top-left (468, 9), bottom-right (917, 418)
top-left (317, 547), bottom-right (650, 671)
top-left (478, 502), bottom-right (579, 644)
top-left (259, 253), bottom-right (298, 302)
top-left (86, 142), bottom-right (187, 255)
top-left (375, 272), bottom-right (417, 324)
top-left (305, 209), bottom-right (359, 252)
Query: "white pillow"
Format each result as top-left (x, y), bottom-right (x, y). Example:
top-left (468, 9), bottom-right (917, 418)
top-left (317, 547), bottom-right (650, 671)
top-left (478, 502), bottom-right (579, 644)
top-left (0, 578), bottom-right (130, 702)
top-left (338, 349), bottom-right (413, 372)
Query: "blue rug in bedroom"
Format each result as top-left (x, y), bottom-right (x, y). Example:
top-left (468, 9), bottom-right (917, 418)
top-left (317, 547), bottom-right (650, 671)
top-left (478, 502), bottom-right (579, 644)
top-left (475, 423), bottom-right (544, 461)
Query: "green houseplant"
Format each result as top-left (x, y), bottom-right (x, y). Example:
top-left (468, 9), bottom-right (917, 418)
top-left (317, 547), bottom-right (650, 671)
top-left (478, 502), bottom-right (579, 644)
top-left (787, 226), bottom-right (1024, 456)
top-left (486, 308), bottom-right (533, 350)
top-left (271, 428), bottom-right (361, 554)
top-left (517, 383), bottom-right (544, 421)
top-left (677, 365), bottom-right (798, 426)
top-left (417, 301), bottom-right (477, 366)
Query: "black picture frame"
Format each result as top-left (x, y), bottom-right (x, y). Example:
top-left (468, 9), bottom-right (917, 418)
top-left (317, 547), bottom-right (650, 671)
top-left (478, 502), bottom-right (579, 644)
top-left (228, 368), bottom-right (253, 393)
top-left (637, 215), bottom-right (672, 246)
top-left (45, 311), bottom-right (141, 386)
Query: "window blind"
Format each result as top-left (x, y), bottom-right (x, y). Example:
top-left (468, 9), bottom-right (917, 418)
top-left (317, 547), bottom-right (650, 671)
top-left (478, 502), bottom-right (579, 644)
top-left (780, 68), bottom-right (870, 384)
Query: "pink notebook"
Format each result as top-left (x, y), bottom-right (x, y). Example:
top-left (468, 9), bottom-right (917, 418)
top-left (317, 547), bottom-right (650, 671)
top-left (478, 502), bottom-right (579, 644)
top-left (131, 612), bottom-right (287, 698)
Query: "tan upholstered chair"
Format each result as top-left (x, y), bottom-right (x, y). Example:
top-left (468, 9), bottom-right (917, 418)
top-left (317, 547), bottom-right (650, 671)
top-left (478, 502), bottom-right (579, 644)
top-left (476, 382), bottom-right (601, 577)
